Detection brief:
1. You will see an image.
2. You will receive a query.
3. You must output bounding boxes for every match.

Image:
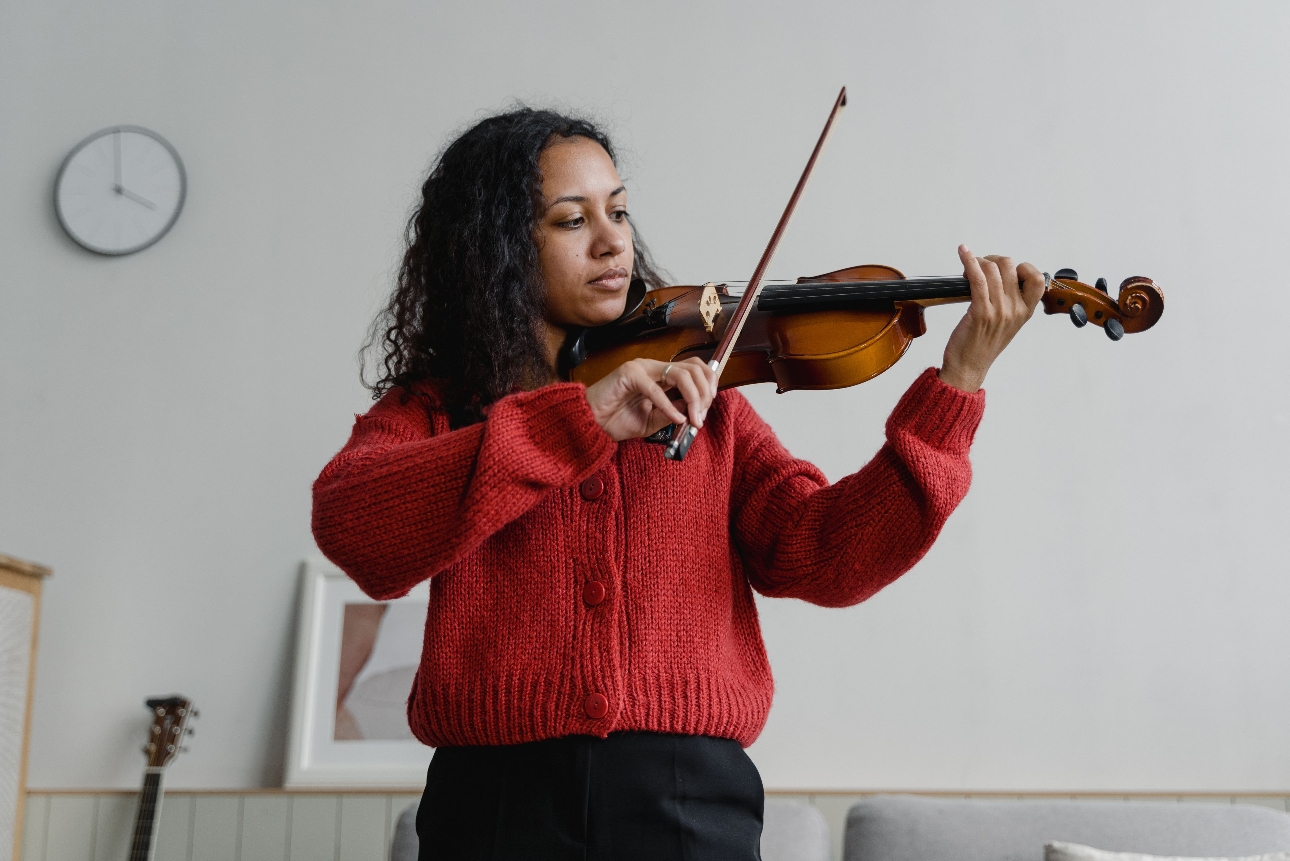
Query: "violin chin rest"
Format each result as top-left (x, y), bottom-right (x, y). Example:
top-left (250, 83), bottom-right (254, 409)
top-left (613, 278), bottom-right (649, 323)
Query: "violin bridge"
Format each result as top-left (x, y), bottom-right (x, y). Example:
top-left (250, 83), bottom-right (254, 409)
top-left (699, 283), bottom-right (722, 335)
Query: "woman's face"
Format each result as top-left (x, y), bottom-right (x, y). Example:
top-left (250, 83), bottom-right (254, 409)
top-left (535, 137), bottom-right (635, 332)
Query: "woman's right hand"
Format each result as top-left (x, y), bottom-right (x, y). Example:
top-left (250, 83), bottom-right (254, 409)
top-left (584, 357), bottom-right (718, 442)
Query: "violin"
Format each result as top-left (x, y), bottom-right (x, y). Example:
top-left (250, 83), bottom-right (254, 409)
top-left (563, 265), bottom-right (1164, 393)
top-left (562, 87), bottom-right (1165, 460)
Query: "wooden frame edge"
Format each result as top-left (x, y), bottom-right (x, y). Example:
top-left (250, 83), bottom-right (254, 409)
top-left (0, 556), bottom-right (49, 861)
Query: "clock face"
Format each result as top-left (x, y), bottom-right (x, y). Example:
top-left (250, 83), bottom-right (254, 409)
top-left (54, 126), bottom-right (186, 256)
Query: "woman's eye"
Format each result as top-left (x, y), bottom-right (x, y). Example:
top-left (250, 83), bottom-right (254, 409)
top-left (557, 216), bottom-right (585, 229)
top-left (611, 210), bottom-right (629, 221)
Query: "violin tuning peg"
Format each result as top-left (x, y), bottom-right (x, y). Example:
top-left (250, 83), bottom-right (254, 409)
top-left (1054, 268), bottom-right (1078, 281)
top-left (1069, 303), bottom-right (1089, 328)
top-left (1095, 277), bottom-right (1109, 293)
top-left (1104, 318), bottom-right (1124, 340)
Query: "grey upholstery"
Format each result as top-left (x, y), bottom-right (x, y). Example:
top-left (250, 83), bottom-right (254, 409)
top-left (391, 802), bottom-right (418, 861)
top-left (844, 795), bottom-right (1290, 861)
top-left (763, 798), bottom-right (831, 861)
top-left (388, 797), bottom-right (830, 861)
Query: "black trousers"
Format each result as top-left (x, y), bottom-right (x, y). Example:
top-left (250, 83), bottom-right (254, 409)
top-left (415, 732), bottom-right (764, 861)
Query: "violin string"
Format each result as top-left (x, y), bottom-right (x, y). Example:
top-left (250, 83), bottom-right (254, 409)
top-left (724, 276), bottom-right (968, 299)
top-left (724, 272), bottom-right (1057, 298)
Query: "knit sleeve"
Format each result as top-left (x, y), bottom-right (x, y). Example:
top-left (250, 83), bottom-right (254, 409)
top-left (311, 382), bottom-right (616, 600)
top-left (728, 367), bottom-right (984, 607)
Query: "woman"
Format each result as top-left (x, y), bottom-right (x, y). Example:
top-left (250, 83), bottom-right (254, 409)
top-left (312, 107), bottom-right (1043, 860)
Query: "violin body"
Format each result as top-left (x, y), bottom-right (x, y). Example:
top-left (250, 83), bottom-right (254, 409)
top-left (566, 266), bottom-right (1164, 394)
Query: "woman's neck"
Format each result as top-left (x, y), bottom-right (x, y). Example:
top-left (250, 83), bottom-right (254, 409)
top-left (542, 321), bottom-right (566, 383)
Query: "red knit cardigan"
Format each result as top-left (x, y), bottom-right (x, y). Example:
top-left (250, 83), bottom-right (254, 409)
top-left (311, 367), bottom-right (983, 749)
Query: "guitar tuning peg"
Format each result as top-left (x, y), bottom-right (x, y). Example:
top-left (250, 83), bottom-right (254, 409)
top-left (187, 728), bottom-right (195, 736)
top-left (1104, 318), bottom-right (1124, 340)
top-left (180, 747), bottom-right (190, 753)
top-left (1054, 268), bottom-right (1078, 281)
top-left (192, 710), bottom-right (200, 719)
top-left (1095, 277), bottom-right (1108, 293)
top-left (1069, 303), bottom-right (1088, 328)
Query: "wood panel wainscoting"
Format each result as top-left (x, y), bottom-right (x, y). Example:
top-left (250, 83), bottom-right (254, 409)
top-left (21, 789), bottom-right (1290, 861)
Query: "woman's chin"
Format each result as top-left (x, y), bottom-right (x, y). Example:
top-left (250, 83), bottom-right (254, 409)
top-left (576, 296), bottom-right (629, 328)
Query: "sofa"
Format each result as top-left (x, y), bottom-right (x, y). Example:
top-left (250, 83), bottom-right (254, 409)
top-left (391, 794), bottom-right (1290, 861)
top-left (844, 795), bottom-right (1290, 861)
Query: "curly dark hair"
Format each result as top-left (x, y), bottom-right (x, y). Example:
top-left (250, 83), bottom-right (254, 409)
top-left (363, 106), bottom-right (667, 425)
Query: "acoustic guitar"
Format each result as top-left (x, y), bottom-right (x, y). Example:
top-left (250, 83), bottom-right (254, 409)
top-left (128, 695), bottom-right (196, 861)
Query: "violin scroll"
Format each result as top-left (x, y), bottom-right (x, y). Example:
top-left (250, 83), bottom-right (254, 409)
top-left (1040, 273), bottom-right (1164, 339)
top-left (1116, 276), bottom-right (1166, 330)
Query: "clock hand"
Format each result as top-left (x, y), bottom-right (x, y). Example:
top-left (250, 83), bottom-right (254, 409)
top-left (118, 186), bottom-right (157, 210)
top-left (113, 131), bottom-right (122, 190)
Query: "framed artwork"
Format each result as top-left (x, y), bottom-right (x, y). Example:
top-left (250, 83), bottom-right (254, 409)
top-left (285, 558), bottom-right (432, 787)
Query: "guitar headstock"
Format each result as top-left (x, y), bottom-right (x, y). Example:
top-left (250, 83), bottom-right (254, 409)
top-left (1041, 268), bottom-right (1164, 340)
top-left (142, 695), bottom-right (196, 769)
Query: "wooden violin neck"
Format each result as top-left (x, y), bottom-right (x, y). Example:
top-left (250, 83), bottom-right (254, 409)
top-left (755, 271), bottom-right (1164, 338)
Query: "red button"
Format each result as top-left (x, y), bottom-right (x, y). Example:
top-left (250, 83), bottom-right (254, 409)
top-left (582, 580), bottom-right (607, 606)
top-left (579, 475), bottom-right (604, 500)
top-left (584, 693), bottom-right (609, 719)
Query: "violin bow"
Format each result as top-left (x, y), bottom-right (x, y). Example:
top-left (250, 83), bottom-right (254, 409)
top-left (665, 86), bottom-right (848, 461)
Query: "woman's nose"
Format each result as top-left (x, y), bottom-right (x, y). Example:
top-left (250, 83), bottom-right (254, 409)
top-left (594, 220), bottom-right (628, 258)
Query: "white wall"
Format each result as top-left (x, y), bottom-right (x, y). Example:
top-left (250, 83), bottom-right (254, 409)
top-left (2, 0), bottom-right (1287, 790)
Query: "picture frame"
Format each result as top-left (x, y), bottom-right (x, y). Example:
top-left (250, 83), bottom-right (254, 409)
top-left (284, 558), bottom-right (433, 787)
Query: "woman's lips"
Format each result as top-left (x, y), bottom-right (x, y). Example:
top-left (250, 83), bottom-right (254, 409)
top-left (590, 267), bottom-right (629, 289)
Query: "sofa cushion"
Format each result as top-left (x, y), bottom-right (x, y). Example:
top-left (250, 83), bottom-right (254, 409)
top-left (762, 798), bottom-right (830, 861)
top-left (391, 802), bottom-right (418, 861)
top-left (844, 795), bottom-right (1290, 861)
top-left (1046, 839), bottom-right (1290, 861)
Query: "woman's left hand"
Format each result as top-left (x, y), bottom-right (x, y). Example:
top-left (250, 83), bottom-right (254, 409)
top-left (938, 244), bottom-right (1046, 393)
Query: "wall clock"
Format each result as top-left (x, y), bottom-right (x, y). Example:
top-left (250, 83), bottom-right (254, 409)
top-left (54, 125), bottom-right (187, 256)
